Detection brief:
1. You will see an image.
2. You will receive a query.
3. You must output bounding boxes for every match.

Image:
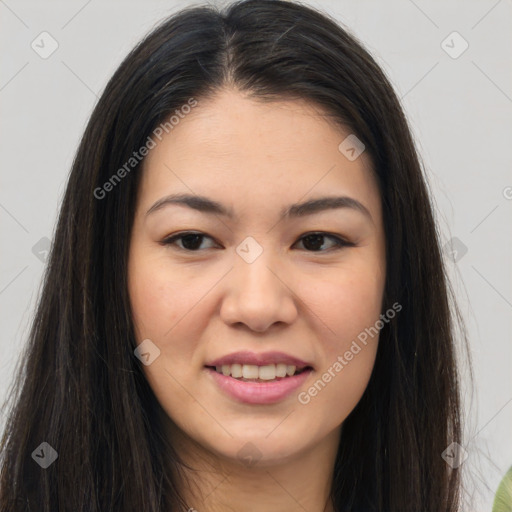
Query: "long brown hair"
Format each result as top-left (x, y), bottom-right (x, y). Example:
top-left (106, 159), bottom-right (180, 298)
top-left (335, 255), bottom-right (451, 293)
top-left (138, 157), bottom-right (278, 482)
top-left (0, 1), bottom-right (468, 510)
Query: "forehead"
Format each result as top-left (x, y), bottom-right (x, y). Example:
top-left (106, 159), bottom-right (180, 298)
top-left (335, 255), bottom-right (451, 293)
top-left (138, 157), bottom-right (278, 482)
top-left (138, 88), bottom-right (380, 223)
top-left (154, 89), bottom-right (351, 161)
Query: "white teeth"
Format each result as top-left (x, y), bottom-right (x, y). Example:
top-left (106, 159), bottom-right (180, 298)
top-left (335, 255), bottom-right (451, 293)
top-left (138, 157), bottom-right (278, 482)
top-left (242, 364), bottom-right (259, 379)
top-left (276, 363), bottom-right (287, 378)
top-left (212, 363), bottom-right (306, 380)
top-left (286, 365), bottom-right (296, 376)
top-left (231, 363), bottom-right (242, 378)
top-left (258, 364), bottom-right (276, 380)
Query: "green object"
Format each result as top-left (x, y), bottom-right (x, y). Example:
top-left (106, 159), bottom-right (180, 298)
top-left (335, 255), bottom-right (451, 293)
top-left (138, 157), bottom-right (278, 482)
top-left (493, 465), bottom-right (512, 512)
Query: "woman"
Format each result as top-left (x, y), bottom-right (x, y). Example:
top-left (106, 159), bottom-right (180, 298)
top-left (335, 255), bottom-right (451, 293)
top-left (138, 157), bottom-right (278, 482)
top-left (0, 0), bottom-right (468, 510)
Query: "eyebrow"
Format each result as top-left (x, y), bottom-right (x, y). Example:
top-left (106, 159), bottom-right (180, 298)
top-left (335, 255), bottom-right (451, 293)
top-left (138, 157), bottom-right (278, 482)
top-left (146, 193), bottom-right (372, 222)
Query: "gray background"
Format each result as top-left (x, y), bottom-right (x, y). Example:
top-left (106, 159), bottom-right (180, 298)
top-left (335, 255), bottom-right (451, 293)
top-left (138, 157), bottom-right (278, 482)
top-left (1, 0), bottom-right (511, 509)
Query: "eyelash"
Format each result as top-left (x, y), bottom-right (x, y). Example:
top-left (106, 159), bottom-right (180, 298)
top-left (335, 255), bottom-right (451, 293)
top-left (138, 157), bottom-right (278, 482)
top-left (160, 231), bottom-right (354, 253)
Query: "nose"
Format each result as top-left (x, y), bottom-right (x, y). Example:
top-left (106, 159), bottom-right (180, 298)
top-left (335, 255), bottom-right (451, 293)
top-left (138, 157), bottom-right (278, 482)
top-left (220, 251), bottom-right (298, 333)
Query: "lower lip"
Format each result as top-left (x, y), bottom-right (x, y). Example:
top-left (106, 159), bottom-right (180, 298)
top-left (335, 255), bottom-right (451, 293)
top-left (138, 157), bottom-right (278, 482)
top-left (205, 367), bottom-right (313, 405)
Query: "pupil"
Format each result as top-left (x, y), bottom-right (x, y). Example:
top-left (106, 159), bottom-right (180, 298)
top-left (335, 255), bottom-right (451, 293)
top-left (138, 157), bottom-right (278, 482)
top-left (182, 234), bottom-right (202, 250)
top-left (304, 234), bottom-right (323, 251)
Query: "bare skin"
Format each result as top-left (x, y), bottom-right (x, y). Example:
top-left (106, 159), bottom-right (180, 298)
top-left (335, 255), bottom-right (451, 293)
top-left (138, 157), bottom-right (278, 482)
top-left (128, 88), bottom-right (386, 512)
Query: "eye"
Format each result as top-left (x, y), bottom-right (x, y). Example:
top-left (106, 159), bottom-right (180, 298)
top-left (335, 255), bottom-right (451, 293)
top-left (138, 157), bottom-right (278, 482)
top-left (293, 232), bottom-right (353, 252)
top-left (161, 232), bottom-right (218, 251)
top-left (161, 231), bottom-right (353, 253)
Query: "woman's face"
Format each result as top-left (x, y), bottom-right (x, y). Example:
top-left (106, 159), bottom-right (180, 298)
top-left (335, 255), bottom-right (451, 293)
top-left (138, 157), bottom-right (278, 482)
top-left (128, 88), bottom-right (386, 466)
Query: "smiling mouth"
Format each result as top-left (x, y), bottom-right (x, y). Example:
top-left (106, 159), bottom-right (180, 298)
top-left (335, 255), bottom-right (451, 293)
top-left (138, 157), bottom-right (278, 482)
top-left (205, 363), bottom-right (313, 382)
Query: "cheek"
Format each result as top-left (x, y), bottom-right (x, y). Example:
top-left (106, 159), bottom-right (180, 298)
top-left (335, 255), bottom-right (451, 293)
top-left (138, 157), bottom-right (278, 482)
top-left (298, 263), bottom-right (384, 406)
top-left (128, 254), bottom-right (205, 409)
top-left (128, 249), bottom-right (196, 339)
top-left (297, 280), bottom-right (381, 418)
top-left (128, 250), bottom-right (222, 372)
top-left (305, 265), bottom-right (385, 344)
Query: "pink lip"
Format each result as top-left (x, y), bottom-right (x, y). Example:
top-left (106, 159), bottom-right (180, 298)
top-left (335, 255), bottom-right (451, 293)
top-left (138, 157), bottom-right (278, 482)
top-left (205, 350), bottom-right (312, 369)
top-left (205, 367), bottom-right (313, 405)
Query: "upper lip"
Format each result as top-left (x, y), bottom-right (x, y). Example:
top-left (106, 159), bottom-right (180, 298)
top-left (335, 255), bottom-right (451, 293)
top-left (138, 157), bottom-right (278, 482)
top-left (205, 351), bottom-right (313, 370)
